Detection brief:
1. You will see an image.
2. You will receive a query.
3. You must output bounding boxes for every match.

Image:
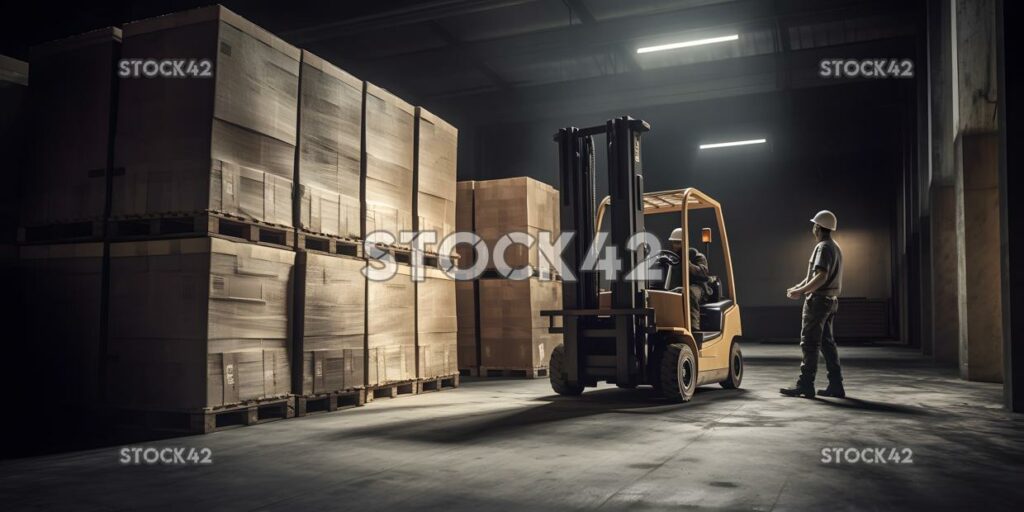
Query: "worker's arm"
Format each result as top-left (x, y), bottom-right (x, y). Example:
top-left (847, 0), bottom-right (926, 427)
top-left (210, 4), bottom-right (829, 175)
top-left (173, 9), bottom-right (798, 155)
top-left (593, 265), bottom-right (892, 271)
top-left (787, 270), bottom-right (827, 299)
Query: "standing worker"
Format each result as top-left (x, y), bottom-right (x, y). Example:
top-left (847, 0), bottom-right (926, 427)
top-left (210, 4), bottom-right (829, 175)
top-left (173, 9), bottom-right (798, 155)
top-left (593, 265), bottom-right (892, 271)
top-left (780, 211), bottom-right (846, 398)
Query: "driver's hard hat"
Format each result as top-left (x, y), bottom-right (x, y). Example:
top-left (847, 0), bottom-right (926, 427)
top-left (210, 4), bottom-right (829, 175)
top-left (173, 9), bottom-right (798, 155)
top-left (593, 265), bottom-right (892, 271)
top-left (810, 210), bottom-right (837, 231)
top-left (669, 228), bottom-right (683, 242)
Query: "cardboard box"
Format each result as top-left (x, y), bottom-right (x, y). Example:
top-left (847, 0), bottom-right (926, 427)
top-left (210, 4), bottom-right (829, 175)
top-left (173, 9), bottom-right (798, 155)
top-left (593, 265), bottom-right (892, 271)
top-left (107, 237), bottom-right (294, 411)
top-left (455, 180), bottom-right (475, 266)
top-left (473, 177), bottom-right (559, 272)
top-left (455, 280), bottom-right (478, 370)
top-left (296, 251), bottom-right (365, 395)
top-left (18, 243), bottom-right (105, 406)
top-left (296, 51), bottom-right (362, 239)
top-left (23, 28), bottom-right (120, 227)
top-left (364, 83), bottom-right (414, 243)
top-left (478, 277), bottom-right (561, 370)
top-left (367, 262), bottom-right (415, 384)
top-left (113, 6), bottom-right (299, 226)
top-left (417, 267), bottom-right (457, 379)
top-left (415, 107), bottom-right (458, 247)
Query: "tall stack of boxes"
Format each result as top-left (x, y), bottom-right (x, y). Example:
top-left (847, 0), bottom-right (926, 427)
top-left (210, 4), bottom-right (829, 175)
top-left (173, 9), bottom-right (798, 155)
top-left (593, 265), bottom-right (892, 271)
top-left (14, 4), bottom-right (463, 433)
top-left (457, 177), bottom-right (563, 377)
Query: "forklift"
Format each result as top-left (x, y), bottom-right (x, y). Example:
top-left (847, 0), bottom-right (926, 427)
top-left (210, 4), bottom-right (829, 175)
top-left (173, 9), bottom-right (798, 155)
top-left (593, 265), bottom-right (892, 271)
top-left (541, 116), bottom-right (743, 402)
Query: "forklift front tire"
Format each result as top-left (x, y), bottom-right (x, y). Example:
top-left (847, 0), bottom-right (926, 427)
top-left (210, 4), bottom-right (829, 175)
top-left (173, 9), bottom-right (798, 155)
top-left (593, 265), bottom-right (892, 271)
top-left (660, 343), bottom-right (697, 402)
top-left (550, 343), bottom-right (584, 396)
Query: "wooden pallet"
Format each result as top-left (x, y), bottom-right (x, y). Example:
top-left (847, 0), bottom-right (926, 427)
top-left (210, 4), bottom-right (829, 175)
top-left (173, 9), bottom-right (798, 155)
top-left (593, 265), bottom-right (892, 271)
top-left (108, 211), bottom-right (295, 249)
top-left (479, 367), bottom-right (549, 379)
top-left (296, 231), bottom-right (363, 257)
top-left (110, 396), bottom-right (295, 435)
top-left (365, 380), bottom-right (418, 402)
top-left (294, 389), bottom-right (366, 416)
top-left (416, 374), bottom-right (460, 393)
top-left (459, 367), bottom-right (480, 377)
top-left (17, 219), bottom-right (104, 244)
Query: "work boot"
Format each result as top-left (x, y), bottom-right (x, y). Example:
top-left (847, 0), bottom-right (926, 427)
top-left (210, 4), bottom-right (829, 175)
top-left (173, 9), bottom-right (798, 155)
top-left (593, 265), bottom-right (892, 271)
top-left (779, 381), bottom-right (815, 398)
top-left (818, 381), bottom-right (846, 398)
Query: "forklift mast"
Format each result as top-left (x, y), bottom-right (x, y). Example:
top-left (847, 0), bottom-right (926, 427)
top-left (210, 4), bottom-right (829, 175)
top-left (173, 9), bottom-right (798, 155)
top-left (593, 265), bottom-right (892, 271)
top-left (552, 116), bottom-right (651, 387)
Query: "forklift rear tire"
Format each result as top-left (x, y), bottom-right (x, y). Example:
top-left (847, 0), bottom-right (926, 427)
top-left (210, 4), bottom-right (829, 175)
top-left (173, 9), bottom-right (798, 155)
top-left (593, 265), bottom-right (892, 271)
top-left (720, 341), bottom-right (743, 389)
top-left (550, 343), bottom-right (584, 396)
top-left (660, 343), bottom-right (697, 402)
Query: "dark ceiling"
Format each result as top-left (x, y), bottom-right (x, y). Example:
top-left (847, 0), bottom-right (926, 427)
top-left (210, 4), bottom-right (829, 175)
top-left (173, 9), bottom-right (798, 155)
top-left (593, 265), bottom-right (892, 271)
top-left (1, 0), bottom-right (921, 121)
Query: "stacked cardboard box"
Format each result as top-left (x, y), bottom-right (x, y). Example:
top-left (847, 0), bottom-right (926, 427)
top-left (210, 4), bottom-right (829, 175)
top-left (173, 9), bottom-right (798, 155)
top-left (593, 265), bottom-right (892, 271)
top-left (457, 177), bottom-right (563, 375)
top-left (367, 263), bottom-right (416, 385)
top-left (454, 181), bottom-right (478, 372)
top-left (113, 6), bottom-right (299, 227)
top-left (21, 28), bottom-right (120, 234)
top-left (417, 268), bottom-right (458, 379)
top-left (364, 83), bottom-right (415, 242)
top-left (296, 51), bottom-right (362, 240)
top-left (474, 177), bottom-right (559, 273)
top-left (107, 237), bottom-right (293, 411)
top-left (294, 251), bottom-right (365, 395)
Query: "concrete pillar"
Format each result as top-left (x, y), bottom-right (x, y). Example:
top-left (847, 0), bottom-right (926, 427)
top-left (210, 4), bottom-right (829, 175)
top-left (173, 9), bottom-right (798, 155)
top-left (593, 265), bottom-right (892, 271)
top-left (955, 0), bottom-right (1003, 382)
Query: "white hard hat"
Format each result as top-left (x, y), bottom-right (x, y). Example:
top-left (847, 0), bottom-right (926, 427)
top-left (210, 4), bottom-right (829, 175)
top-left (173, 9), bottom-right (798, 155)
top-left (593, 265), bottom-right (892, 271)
top-left (810, 210), bottom-right (837, 231)
top-left (669, 228), bottom-right (683, 241)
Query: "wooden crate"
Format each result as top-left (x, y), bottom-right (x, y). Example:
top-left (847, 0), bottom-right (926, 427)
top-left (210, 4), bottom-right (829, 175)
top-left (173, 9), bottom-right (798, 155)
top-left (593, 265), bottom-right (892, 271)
top-left (364, 83), bottom-right (414, 244)
top-left (367, 262), bottom-right (415, 385)
top-left (18, 243), bottom-right (105, 406)
top-left (473, 177), bottom-right (559, 272)
top-left (113, 6), bottom-right (299, 227)
top-left (106, 236), bottom-right (294, 411)
top-left (296, 51), bottom-right (362, 240)
top-left (417, 267), bottom-right (458, 379)
top-left (22, 28), bottom-right (120, 230)
top-left (414, 107), bottom-right (458, 243)
top-left (456, 280), bottom-right (479, 372)
top-left (478, 277), bottom-right (562, 372)
top-left (295, 251), bottom-right (366, 396)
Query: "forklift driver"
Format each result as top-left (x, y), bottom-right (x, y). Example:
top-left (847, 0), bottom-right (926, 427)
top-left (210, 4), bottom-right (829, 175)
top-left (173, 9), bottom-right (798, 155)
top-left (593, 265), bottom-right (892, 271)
top-left (668, 228), bottom-right (713, 330)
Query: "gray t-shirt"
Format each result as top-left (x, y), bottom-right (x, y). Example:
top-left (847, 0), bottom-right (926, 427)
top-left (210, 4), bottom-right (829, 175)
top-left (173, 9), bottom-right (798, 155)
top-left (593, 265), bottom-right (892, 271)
top-left (806, 238), bottom-right (843, 297)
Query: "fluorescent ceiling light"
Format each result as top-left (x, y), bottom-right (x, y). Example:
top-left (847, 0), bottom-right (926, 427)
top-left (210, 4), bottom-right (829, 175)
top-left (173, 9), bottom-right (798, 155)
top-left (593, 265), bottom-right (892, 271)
top-left (636, 34), bottom-right (739, 54)
top-left (699, 138), bottom-right (767, 150)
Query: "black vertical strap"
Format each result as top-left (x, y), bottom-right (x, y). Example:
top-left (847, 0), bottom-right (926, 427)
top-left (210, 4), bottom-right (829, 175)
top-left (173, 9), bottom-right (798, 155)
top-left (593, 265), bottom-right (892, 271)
top-left (361, 82), bottom-right (370, 388)
top-left (412, 107), bottom-right (421, 379)
top-left (291, 54), bottom-right (306, 396)
top-left (97, 30), bottom-right (122, 406)
top-left (293, 54), bottom-right (305, 245)
top-left (471, 181), bottom-right (482, 372)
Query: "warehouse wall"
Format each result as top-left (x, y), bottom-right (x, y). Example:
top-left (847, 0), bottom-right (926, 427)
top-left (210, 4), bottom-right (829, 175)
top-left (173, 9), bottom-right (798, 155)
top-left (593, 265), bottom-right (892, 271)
top-left (449, 80), bottom-right (909, 340)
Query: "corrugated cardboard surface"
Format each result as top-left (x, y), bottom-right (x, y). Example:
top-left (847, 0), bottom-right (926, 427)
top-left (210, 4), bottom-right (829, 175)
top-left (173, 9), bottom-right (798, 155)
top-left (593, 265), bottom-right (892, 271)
top-left (297, 51), bottom-right (362, 239)
top-left (455, 280), bottom-right (478, 369)
top-left (23, 28), bottom-right (120, 226)
top-left (367, 262), bottom-right (415, 384)
top-left (107, 237), bottom-right (294, 411)
top-left (364, 83), bottom-right (414, 242)
top-left (455, 180), bottom-right (476, 266)
top-left (415, 108), bottom-right (457, 243)
top-left (113, 7), bottom-right (298, 226)
top-left (474, 177), bottom-right (559, 271)
top-left (417, 267), bottom-right (457, 378)
top-left (479, 277), bottom-right (562, 369)
top-left (18, 243), bottom-right (104, 406)
top-left (301, 251), bottom-right (365, 394)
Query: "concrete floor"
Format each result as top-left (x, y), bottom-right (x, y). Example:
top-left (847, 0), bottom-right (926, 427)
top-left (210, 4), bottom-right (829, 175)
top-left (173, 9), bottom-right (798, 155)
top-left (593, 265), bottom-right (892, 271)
top-left (2, 343), bottom-right (1022, 511)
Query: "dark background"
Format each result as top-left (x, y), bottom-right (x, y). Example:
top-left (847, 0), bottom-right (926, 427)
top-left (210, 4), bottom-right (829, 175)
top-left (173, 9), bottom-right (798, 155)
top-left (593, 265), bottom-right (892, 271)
top-left (0, 0), bottom-right (922, 340)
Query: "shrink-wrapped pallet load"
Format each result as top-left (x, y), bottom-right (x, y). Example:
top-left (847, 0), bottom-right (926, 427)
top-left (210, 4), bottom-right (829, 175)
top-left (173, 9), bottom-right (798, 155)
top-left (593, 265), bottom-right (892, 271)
top-left (473, 177), bottom-right (559, 273)
top-left (416, 267), bottom-right (458, 379)
top-left (478, 277), bottom-right (562, 376)
top-left (296, 51), bottom-right (362, 240)
top-left (22, 28), bottom-right (120, 233)
top-left (366, 263), bottom-right (416, 385)
top-left (364, 83), bottom-right (414, 244)
top-left (113, 6), bottom-right (299, 227)
top-left (296, 251), bottom-right (365, 395)
top-left (414, 107), bottom-right (457, 243)
top-left (107, 237), bottom-right (294, 411)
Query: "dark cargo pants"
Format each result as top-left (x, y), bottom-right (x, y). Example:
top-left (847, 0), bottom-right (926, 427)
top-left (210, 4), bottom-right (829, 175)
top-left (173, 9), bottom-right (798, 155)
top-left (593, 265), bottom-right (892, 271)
top-left (799, 294), bottom-right (842, 386)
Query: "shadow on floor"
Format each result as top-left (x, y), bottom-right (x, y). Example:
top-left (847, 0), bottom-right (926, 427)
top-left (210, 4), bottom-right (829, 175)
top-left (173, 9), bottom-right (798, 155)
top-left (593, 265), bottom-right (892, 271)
top-left (810, 396), bottom-right (932, 415)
